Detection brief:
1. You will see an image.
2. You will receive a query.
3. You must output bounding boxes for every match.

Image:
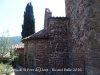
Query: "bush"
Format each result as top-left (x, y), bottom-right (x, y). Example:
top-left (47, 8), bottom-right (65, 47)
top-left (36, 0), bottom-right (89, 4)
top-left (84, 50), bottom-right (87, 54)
top-left (0, 63), bottom-right (14, 75)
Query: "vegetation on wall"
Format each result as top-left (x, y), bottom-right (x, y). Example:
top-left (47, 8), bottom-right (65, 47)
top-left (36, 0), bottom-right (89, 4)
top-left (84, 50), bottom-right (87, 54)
top-left (21, 2), bottom-right (35, 39)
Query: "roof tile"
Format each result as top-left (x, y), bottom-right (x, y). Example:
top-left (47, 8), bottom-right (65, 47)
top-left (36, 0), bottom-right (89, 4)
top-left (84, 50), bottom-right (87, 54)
top-left (22, 29), bottom-right (49, 42)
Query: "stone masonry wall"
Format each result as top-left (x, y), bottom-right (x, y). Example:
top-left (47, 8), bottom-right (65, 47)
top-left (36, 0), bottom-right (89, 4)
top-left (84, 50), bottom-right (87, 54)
top-left (24, 39), bottom-right (49, 70)
top-left (65, 0), bottom-right (100, 75)
top-left (48, 18), bottom-right (69, 72)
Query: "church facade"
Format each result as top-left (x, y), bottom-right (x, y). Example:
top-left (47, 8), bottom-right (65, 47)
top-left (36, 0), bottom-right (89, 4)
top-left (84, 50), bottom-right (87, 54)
top-left (22, 0), bottom-right (100, 75)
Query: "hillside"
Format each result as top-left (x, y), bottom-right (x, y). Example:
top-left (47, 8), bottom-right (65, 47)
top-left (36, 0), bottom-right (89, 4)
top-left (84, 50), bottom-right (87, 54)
top-left (9, 36), bottom-right (22, 45)
top-left (0, 36), bottom-right (22, 45)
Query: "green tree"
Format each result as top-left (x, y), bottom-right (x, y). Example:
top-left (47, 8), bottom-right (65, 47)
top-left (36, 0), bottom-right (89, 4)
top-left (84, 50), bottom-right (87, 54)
top-left (21, 2), bottom-right (35, 39)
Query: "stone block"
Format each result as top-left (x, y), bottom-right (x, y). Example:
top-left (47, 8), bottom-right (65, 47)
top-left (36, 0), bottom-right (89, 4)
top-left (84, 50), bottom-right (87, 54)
top-left (90, 39), bottom-right (100, 49)
top-left (94, 27), bottom-right (100, 33)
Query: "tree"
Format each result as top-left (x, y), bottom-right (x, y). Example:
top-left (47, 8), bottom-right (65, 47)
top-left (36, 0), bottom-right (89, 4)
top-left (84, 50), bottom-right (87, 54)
top-left (21, 2), bottom-right (35, 39)
top-left (0, 30), bottom-right (11, 62)
top-left (0, 30), bottom-right (17, 75)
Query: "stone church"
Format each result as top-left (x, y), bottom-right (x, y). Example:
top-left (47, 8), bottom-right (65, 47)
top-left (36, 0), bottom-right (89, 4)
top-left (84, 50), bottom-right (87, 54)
top-left (21, 0), bottom-right (100, 75)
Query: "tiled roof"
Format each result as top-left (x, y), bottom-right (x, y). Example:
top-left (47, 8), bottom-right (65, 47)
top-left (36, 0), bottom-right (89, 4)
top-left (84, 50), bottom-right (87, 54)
top-left (22, 29), bottom-right (49, 42)
top-left (12, 42), bottom-right (24, 50)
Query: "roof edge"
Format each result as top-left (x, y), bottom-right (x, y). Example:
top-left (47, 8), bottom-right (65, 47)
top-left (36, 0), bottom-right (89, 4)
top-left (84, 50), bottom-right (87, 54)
top-left (48, 17), bottom-right (69, 19)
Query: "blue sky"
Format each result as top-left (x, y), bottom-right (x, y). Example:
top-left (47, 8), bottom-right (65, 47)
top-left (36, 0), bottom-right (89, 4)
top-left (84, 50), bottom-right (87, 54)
top-left (0, 0), bottom-right (65, 37)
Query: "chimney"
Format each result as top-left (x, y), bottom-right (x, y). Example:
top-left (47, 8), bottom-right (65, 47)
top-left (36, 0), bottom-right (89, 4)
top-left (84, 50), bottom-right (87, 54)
top-left (44, 8), bottom-right (52, 30)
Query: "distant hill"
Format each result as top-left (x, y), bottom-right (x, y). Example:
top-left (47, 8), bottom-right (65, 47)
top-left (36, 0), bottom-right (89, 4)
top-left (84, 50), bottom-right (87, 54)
top-left (0, 36), bottom-right (22, 45)
top-left (9, 36), bottom-right (22, 45)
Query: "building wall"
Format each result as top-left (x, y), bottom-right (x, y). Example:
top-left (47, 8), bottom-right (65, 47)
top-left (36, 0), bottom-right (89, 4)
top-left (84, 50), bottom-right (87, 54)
top-left (14, 49), bottom-right (24, 66)
top-left (48, 18), bottom-right (69, 71)
top-left (65, 0), bottom-right (100, 75)
top-left (24, 39), bottom-right (49, 69)
top-left (14, 49), bottom-right (24, 55)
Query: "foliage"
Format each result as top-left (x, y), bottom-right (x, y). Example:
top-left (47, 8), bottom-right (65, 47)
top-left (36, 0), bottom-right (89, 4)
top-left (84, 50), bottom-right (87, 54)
top-left (0, 30), bottom-right (16, 75)
top-left (0, 63), bottom-right (14, 75)
top-left (0, 30), bottom-right (11, 62)
top-left (8, 50), bottom-right (18, 64)
top-left (0, 50), bottom-right (18, 75)
top-left (0, 30), bottom-right (18, 62)
top-left (21, 2), bottom-right (35, 39)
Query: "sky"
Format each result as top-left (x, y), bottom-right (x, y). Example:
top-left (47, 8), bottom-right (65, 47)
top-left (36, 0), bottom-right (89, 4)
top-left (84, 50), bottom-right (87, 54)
top-left (0, 0), bottom-right (65, 37)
